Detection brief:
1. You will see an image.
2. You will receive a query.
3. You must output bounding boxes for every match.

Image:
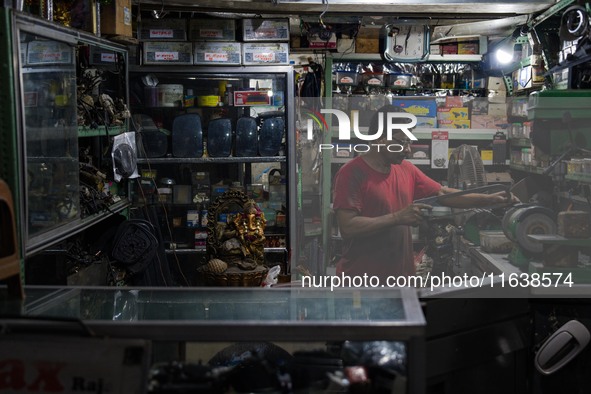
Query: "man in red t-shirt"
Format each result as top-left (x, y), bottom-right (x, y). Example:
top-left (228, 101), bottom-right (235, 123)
top-left (333, 104), bottom-right (516, 280)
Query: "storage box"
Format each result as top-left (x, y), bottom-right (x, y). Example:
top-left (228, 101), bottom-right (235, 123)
top-left (242, 18), bottom-right (289, 41)
top-left (458, 42), bottom-right (479, 54)
top-left (335, 71), bottom-right (359, 86)
top-left (438, 119), bottom-right (471, 128)
top-left (193, 42), bottom-right (241, 65)
top-left (234, 90), bottom-right (272, 106)
top-left (445, 96), bottom-right (463, 108)
top-left (487, 76), bottom-right (507, 103)
top-left (386, 73), bottom-right (413, 88)
top-left (441, 43), bottom-right (458, 54)
top-left (431, 131), bottom-right (449, 169)
top-left (415, 117), bottom-right (437, 128)
top-left (470, 98), bottom-right (489, 115)
top-left (100, 0), bottom-right (132, 37)
top-left (471, 115), bottom-right (507, 129)
top-left (488, 103), bottom-right (507, 117)
top-left (429, 44), bottom-right (441, 55)
top-left (436, 107), bottom-right (469, 121)
top-left (355, 37), bottom-right (379, 53)
top-left (479, 230), bottom-right (513, 253)
top-left (139, 19), bottom-right (187, 41)
top-left (306, 32), bottom-right (337, 49)
top-left (481, 150), bottom-right (493, 161)
top-left (391, 98), bottom-right (437, 117)
top-left (557, 210), bottom-right (591, 238)
top-left (143, 42), bottom-right (193, 65)
top-left (189, 18), bottom-right (236, 41)
top-left (242, 42), bottom-right (289, 65)
top-left (89, 46), bottom-right (118, 65)
top-left (27, 40), bottom-right (73, 65)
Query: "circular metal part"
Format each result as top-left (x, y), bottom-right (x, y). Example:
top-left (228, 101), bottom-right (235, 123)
top-left (502, 204), bottom-right (528, 242)
top-left (515, 213), bottom-right (557, 254)
top-left (502, 205), bottom-right (557, 254)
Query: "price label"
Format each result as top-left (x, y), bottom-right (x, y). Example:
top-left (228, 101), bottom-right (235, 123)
top-left (150, 29), bottom-right (174, 38)
top-left (205, 52), bottom-right (229, 62)
top-left (200, 29), bottom-right (223, 38)
top-left (100, 53), bottom-right (116, 63)
top-left (253, 52), bottom-right (275, 62)
top-left (41, 52), bottom-right (62, 61)
top-left (155, 52), bottom-right (179, 61)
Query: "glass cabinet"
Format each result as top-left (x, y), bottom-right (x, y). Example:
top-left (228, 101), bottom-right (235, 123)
top-left (6, 12), bottom-right (130, 257)
top-left (127, 66), bottom-right (296, 278)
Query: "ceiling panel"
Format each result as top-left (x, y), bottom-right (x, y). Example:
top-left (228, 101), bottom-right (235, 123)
top-left (135, 0), bottom-right (557, 18)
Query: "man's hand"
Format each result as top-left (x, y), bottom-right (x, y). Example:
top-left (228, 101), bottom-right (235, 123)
top-left (394, 203), bottom-right (433, 226)
top-left (488, 191), bottom-right (520, 205)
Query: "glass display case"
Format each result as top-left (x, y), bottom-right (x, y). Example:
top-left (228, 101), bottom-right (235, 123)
top-left (0, 286), bottom-right (426, 393)
top-left (127, 66), bottom-right (296, 278)
top-left (4, 12), bottom-right (130, 257)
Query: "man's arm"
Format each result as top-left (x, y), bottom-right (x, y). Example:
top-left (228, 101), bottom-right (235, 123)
top-left (437, 186), bottom-right (519, 208)
top-left (336, 203), bottom-right (433, 239)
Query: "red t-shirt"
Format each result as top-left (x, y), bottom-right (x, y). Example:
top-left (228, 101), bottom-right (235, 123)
top-left (333, 157), bottom-right (441, 279)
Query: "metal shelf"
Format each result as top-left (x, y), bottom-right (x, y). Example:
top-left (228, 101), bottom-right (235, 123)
top-left (78, 125), bottom-right (127, 138)
top-left (332, 127), bottom-right (501, 140)
top-left (565, 173), bottom-right (591, 184)
top-left (26, 198), bottom-right (130, 257)
top-left (426, 54), bottom-right (483, 62)
top-left (165, 247), bottom-right (286, 254)
top-left (509, 163), bottom-right (546, 174)
top-left (510, 138), bottom-right (531, 148)
top-left (137, 156), bottom-right (286, 164)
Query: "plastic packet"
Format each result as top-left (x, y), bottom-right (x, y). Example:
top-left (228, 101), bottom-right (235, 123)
top-left (261, 265), bottom-right (281, 287)
top-left (111, 131), bottom-right (139, 182)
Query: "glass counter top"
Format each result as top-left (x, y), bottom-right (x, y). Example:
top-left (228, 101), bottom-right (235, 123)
top-left (0, 286), bottom-right (425, 341)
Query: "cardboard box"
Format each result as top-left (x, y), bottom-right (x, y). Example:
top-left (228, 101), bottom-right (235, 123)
top-left (391, 97), bottom-right (437, 117)
top-left (415, 116), bottom-right (437, 128)
top-left (441, 43), bottom-right (458, 54)
top-left (355, 37), bottom-right (379, 53)
top-left (487, 76), bottom-right (508, 103)
top-left (470, 98), bottom-right (489, 115)
top-left (100, 0), bottom-right (132, 37)
top-left (458, 42), bottom-right (479, 54)
top-left (481, 150), bottom-right (493, 161)
top-left (189, 18), bottom-right (236, 41)
top-left (445, 96), bottom-right (463, 108)
top-left (430, 44), bottom-right (441, 55)
top-left (438, 119), bottom-right (471, 128)
top-left (488, 103), bottom-right (508, 117)
top-left (470, 115), bottom-right (507, 129)
top-left (437, 107), bottom-right (469, 121)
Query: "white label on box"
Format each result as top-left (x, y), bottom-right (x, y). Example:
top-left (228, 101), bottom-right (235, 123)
top-left (200, 29), bottom-right (223, 38)
top-left (155, 51), bottom-right (179, 61)
top-left (41, 51), bottom-right (62, 62)
top-left (205, 52), bottom-right (229, 62)
top-left (100, 53), bottom-right (116, 63)
top-left (150, 29), bottom-right (174, 38)
top-left (124, 7), bottom-right (131, 25)
top-left (254, 52), bottom-right (275, 62)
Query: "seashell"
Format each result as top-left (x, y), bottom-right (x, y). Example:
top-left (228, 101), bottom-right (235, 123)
top-left (206, 258), bottom-right (227, 274)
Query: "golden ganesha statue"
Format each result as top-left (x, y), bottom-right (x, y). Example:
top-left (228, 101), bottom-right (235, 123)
top-left (202, 189), bottom-right (268, 286)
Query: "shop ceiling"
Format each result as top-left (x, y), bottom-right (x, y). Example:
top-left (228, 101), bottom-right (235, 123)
top-left (135, 0), bottom-right (561, 40)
